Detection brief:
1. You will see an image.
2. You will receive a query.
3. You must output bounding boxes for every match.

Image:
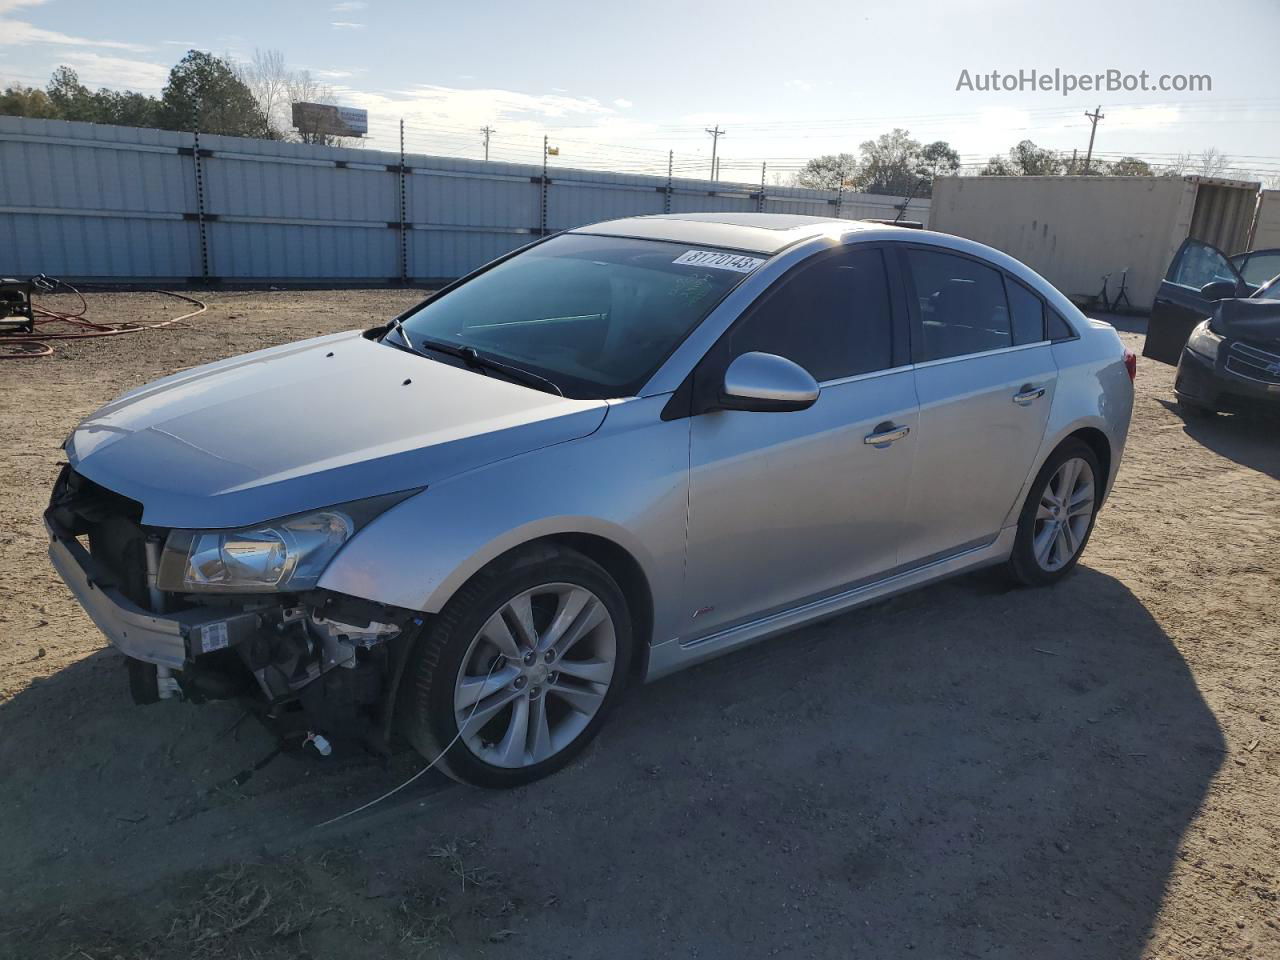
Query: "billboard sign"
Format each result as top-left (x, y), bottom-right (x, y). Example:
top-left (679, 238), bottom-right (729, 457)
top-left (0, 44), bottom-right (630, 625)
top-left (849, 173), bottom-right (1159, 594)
top-left (291, 102), bottom-right (368, 138)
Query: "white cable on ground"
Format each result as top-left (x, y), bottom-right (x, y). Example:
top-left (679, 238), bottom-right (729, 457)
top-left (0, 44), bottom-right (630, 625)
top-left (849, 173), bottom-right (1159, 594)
top-left (315, 655), bottom-right (501, 828)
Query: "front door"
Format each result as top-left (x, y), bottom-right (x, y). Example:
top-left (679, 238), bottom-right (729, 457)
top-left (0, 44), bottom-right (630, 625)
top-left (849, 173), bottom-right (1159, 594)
top-left (682, 246), bottom-right (918, 639)
top-left (1145, 239), bottom-right (1245, 365)
top-left (894, 246), bottom-right (1057, 566)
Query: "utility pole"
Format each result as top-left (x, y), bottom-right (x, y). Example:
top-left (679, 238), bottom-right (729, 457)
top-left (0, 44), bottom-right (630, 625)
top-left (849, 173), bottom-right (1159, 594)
top-left (480, 125), bottom-right (495, 161)
top-left (1069, 148), bottom-right (1078, 175)
top-left (705, 124), bottom-right (724, 182)
top-left (1082, 106), bottom-right (1104, 174)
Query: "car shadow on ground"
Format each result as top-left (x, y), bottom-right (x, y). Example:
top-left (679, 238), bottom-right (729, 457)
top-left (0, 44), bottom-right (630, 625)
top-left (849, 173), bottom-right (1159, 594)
top-left (1158, 397), bottom-right (1280, 481)
top-left (3, 567), bottom-right (1223, 960)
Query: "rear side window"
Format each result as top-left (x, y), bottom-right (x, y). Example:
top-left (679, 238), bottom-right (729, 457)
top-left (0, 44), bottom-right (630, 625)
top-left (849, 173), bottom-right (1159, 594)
top-left (725, 247), bottom-right (893, 381)
top-left (1006, 277), bottom-right (1046, 345)
top-left (1046, 308), bottom-right (1076, 340)
top-left (906, 249), bottom-right (1011, 360)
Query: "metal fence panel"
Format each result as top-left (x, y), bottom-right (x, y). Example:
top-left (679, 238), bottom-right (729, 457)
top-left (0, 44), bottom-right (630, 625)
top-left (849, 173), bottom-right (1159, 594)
top-left (0, 117), bottom-right (931, 284)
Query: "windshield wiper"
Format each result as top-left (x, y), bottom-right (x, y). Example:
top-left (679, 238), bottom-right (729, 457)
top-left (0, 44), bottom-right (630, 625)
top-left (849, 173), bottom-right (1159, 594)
top-left (416, 337), bottom-right (564, 397)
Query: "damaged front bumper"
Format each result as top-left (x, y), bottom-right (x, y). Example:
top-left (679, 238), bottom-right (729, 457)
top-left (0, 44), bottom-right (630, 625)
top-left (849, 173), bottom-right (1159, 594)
top-left (45, 489), bottom-right (417, 748)
top-left (46, 523), bottom-right (266, 671)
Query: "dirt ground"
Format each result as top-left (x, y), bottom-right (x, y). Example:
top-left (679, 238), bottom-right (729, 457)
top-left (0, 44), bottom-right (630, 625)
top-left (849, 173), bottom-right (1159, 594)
top-left (1, 290), bottom-right (1277, 960)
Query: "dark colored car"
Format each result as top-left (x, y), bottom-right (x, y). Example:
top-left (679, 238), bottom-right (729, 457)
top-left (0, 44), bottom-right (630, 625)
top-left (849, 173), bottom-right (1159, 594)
top-left (1144, 238), bottom-right (1280, 416)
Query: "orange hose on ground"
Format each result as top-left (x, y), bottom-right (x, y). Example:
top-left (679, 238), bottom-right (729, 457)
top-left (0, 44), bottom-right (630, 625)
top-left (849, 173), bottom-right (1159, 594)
top-left (0, 283), bottom-right (207, 360)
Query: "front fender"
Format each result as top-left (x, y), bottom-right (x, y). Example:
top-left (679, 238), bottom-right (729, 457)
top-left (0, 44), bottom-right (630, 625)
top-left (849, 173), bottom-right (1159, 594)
top-left (318, 395), bottom-right (690, 643)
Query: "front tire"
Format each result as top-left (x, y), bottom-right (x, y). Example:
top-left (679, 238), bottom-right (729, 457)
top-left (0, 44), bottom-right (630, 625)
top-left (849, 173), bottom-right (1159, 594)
top-left (1007, 439), bottom-right (1102, 587)
top-left (401, 545), bottom-right (632, 788)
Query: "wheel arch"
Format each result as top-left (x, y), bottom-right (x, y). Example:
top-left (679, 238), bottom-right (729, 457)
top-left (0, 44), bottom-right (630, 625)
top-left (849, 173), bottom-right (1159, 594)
top-left (1065, 426), bottom-right (1113, 500)
top-left (380, 529), bottom-right (655, 746)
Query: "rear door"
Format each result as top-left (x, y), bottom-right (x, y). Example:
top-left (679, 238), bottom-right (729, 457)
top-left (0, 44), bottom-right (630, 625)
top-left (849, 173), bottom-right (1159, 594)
top-left (1145, 239), bottom-right (1244, 365)
top-left (894, 245), bottom-right (1058, 568)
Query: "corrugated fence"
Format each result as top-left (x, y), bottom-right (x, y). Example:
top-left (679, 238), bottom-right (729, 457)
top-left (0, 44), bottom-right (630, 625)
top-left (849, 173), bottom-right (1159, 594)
top-left (0, 116), bottom-right (930, 284)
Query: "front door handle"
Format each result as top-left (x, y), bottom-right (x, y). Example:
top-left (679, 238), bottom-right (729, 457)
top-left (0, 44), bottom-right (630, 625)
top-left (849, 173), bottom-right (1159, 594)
top-left (1013, 385), bottom-right (1046, 406)
top-left (864, 422), bottom-right (910, 446)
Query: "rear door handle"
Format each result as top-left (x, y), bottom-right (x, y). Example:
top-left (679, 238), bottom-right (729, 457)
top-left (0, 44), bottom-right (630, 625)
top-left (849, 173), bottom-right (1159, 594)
top-left (864, 423), bottom-right (910, 446)
top-left (1013, 385), bottom-right (1046, 406)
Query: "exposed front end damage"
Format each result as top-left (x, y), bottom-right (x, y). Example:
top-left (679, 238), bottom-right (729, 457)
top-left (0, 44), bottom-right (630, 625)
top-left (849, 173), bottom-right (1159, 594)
top-left (45, 466), bottom-right (419, 753)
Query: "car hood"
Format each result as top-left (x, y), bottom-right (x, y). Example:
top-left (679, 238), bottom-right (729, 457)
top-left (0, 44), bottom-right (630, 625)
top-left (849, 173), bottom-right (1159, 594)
top-left (1216, 297), bottom-right (1280, 343)
top-left (66, 330), bottom-right (609, 528)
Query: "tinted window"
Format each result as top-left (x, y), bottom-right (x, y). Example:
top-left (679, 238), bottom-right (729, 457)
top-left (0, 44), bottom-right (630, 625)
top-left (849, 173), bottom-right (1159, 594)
top-left (907, 249), bottom-right (1011, 360)
top-left (1169, 241), bottom-right (1238, 288)
top-left (400, 234), bottom-right (749, 399)
top-left (725, 248), bottom-right (893, 381)
top-left (1006, 277), bottom-right (1046, 345)
top-left (1046, 308), bottom-right (1076, 340)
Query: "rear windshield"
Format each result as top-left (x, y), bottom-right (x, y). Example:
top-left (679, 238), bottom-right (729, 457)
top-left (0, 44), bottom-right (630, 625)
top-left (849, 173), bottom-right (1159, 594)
top-left (399, 233), bottom-right (759, 398)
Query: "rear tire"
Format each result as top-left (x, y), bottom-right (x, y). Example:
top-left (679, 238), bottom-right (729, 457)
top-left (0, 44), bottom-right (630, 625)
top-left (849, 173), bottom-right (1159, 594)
top-left (1007, 439), bottom-right (1102, 587)
top-left (400, 544), bottom-right (632, 788)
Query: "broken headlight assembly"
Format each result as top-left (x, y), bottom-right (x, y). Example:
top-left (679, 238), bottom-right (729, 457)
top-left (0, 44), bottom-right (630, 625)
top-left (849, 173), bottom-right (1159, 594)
top-left (156, 490), bottom-right (419, 594)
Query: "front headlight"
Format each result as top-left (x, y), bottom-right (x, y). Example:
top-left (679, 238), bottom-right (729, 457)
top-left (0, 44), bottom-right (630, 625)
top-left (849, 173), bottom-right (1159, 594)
top-left (157, 491), bottom-right (419, 594)
top-left (1186, 319), bottom-right (1222, 361)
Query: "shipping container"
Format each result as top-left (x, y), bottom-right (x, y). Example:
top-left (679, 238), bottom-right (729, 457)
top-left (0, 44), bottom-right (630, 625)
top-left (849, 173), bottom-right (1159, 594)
top-left (929, 175), bottom-right (1261, 312)
top-left (1249, 189), bottom-right (1280, 250)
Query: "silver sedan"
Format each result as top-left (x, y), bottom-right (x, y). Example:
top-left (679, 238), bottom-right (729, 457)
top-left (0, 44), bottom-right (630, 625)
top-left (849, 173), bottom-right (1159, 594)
top-left (47, 213), bottom-right (1135, 787)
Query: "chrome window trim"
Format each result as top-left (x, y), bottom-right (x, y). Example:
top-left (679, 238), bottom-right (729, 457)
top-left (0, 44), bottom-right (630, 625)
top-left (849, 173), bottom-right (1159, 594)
top-left (817, 362), bottom-right (914, 388)
top-left (912, 340), bottom-right (1051, 371)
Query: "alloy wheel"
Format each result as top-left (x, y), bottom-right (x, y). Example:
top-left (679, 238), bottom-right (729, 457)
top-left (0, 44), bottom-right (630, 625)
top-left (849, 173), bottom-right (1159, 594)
top-left (452, 582), bottom-right (617, 769)
top-left (1032, 456), bottom-right (1095, 572)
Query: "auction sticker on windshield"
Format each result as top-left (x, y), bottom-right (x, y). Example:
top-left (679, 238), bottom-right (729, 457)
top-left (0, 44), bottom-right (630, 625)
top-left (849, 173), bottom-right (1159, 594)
top-left (672, 250), bottom-right (765, 272)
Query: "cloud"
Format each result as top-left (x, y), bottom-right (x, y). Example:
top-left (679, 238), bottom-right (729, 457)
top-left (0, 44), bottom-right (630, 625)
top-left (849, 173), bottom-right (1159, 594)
top-left (0, 0), bottom-right (152, 51)
top-left (613, 98), bottom-right (632, 108)
top-left (330, 20), bottom-right (365, 28)
top-left (60, 51), bottom-right (169, 91)
top-left (331, 83), bottom-right (669, 167)
top-left (331, 0), bottom-right (366, 9)
top-left (784, 78), bottom-right (814, 94)
top-left (161, 39), bottom-right (201, 46)
top-left (313, 68), bottom-right (361, 80)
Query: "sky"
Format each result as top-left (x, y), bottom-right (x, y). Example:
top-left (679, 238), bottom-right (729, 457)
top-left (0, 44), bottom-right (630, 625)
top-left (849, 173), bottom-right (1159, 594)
top-left (2, 0), bottom-right (1279, 183)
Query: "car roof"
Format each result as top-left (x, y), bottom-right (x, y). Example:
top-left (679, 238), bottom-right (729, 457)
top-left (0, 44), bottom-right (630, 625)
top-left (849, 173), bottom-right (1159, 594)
top-left (571, 212), bottom-right (881, 254)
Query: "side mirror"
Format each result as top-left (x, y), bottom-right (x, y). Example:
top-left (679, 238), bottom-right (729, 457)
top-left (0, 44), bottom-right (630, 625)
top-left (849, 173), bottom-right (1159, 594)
top-left (718, 351), bottom-right (819, 413)
top-left (1200, 279), bottom-right (1241, 301)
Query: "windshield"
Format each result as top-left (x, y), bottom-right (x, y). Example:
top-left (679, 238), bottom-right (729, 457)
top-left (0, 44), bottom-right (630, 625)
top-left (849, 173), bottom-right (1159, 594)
top-left (397, 233), bottom-right (761, 399)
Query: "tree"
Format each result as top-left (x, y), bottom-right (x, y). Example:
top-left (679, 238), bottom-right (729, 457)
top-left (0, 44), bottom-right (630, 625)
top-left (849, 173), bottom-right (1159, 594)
top-left (287, 68), bottom-right (344, 145)
top-left (919, 141), bottom-right (960, 180)
top-left (858, 128), bottom-right (923, 196)
top-left (1195, 147), bottom-right (1231, 178)
top-left (160, 50), bottom-right (267, 136)
top-left (46, 66), bottom-right (95, 121)
top-left (979, 155), bottom-right (1016, 176)
top-left (239, 48), bottom-right (290, 138)
top-left (1108, 156), bottom-right (1154, 177)
top-left (0, 83), bottom-right (57, 118)
top-left (1009, 139), bottom-right (1063, 176)
top-left (793, 152), bottom-right (859, 190)
top-left (980, 139), bottom-right (1063, 176)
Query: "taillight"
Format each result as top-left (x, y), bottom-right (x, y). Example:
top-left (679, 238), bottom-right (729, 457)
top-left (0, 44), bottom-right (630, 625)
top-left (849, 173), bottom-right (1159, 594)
top-left (1123, 348), bottom-right (1137, 382)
